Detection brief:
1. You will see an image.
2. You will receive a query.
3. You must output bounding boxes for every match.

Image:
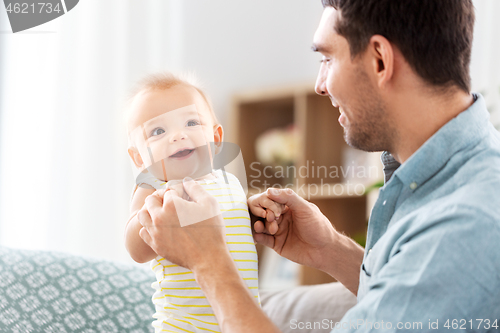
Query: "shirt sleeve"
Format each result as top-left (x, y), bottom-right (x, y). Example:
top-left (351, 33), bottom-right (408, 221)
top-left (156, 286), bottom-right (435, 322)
top-left (334, 208), bottom-right (500, 332)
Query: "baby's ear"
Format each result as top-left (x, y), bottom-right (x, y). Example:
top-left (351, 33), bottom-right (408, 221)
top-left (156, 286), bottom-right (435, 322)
top-left (213, 124), bottom-right (224, 154)
top-left (128, 147), bottom-right (144, 169)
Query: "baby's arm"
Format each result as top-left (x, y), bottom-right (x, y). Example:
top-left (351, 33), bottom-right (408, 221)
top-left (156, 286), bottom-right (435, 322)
top-left (125, 185), bottom-right (158, 263)
top-left (248, 188), bottom-right (287, 235)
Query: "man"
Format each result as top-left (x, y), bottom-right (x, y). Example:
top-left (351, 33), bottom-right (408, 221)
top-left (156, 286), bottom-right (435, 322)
top-left (138, 0), bottom-right (500, 332)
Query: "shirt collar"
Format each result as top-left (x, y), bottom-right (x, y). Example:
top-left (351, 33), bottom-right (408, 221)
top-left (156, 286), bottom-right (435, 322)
top-left (390, 93), bottom-right (490, 189)
top-left (381, 151), bottom-right (401, 184)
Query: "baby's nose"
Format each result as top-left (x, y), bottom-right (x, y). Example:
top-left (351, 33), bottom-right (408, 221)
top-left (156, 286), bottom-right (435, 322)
top-left (170, 131), bottom-right (187, 143)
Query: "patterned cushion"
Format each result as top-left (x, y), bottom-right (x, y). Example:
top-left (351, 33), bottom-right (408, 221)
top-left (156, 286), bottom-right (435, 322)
top-left (0, 246), bottom-right (155, 333)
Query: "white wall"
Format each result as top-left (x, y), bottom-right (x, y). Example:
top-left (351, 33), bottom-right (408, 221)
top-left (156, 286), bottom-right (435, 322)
top-left (471, 0), bottom-right (500, 127)
top-left (176, 1), bottom-right (323, 124)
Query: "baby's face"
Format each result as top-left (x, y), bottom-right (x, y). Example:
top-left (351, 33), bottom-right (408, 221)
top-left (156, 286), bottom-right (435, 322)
top-left (128, 85), bottom-right (221, 181)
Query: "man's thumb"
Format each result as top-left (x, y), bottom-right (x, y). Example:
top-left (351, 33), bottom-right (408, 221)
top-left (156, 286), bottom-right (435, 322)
top-left (182, 177), bottom-right (210, 203)
top-left (266, 188), bottom-right (302, 208)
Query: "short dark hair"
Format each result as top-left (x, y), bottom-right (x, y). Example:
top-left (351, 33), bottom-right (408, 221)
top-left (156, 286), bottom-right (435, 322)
top-left (321, 0), bottom-right (475, 92)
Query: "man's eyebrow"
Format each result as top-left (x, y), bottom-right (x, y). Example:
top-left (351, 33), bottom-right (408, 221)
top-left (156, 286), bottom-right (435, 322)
top-left (311, 43), bottom-right (328, 53)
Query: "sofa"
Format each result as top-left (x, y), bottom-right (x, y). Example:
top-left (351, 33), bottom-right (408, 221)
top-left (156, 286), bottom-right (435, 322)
top-left (0, 246), bottom-right (357, 333)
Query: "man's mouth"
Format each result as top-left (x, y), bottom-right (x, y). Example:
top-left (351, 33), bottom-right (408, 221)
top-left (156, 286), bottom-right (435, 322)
top-left (329, 96), bottom-right (339, 108)
top-left (169, 148), bottom-right (195, 159)
top-left (338, 108), bottom-right (347, 127)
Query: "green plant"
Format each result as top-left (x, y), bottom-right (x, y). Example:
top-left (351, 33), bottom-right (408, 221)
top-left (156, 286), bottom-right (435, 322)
top-left (363, 179), bottom-right (385, 195)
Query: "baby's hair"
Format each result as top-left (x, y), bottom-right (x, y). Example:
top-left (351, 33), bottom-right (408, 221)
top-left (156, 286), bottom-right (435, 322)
top-left (128, 71), bottom-right (219, 126)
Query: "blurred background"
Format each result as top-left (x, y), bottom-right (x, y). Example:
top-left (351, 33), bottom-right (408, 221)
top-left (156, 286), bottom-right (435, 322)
top-left (0, 0), bottom-right (499, 286)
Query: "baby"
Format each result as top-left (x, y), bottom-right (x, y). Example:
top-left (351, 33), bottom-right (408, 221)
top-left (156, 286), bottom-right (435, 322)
top-left (125, 73), bottom-right (260, 333)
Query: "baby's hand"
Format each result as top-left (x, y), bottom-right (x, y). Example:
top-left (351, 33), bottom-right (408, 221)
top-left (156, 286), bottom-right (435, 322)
top-left (148, 185), bottom-right (187, 208)
top-left (165, 180), bottom-right (190, 200)
top-left (247, 188), bottom-right (287, 235)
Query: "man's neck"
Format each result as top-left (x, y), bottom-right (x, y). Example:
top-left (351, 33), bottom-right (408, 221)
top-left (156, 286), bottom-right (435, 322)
top-left (390, 90), bottom-right (474, 164)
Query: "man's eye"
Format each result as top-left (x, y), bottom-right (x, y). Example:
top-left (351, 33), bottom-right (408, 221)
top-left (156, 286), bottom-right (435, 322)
top-left (187, 120), bottom-right (200, 127)
top-left (151, 128), bottom-right (165, 136)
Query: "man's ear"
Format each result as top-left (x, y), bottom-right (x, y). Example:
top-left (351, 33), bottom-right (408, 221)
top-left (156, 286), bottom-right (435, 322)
top-left (128, 147), bottom-right (144, 169)
top-left (367, 35), bottom-right (394, 89)
top-left (213, 124), bottom-right (224, 154)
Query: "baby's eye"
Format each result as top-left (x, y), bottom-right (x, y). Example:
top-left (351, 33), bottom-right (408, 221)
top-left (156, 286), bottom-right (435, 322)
top-left (151, 128), bottom-right (165, 136)
top-left (187, 120), bottom-right (200, 127)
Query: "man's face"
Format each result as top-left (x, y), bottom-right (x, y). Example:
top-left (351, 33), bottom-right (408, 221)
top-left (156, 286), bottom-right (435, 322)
top-left (128, 85), bottom-right (218, 181)
top-left (313, 7), bottom-right (392, 152)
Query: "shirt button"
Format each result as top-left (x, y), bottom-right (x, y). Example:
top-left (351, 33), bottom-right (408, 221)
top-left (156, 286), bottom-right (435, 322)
top-left (368, 249), bottom-right (372, 254)
top-left (410, 182), bottom-right (418, 190)
top-left (383, 200), bottom-right (387, 206)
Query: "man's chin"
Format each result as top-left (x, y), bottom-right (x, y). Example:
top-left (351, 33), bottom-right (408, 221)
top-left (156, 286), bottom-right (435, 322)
top-left (344, 129), bottom-right (371, 152)
top-left (344, 131), bottom-right (387, 153)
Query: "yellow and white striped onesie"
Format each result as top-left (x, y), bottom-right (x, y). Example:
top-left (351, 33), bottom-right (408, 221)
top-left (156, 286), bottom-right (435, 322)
top-left (149, 170), bottom-right (259, 333)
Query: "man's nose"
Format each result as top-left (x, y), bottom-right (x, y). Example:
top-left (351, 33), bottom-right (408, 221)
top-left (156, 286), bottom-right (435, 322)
top-left (315, 66), bottom-right (328, 96)
top-left (169, 131), bottom-right (187, 143)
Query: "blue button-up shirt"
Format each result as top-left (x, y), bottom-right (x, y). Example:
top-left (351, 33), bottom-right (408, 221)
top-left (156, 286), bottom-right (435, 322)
top-left (335, 94), bottom-right (500, 332)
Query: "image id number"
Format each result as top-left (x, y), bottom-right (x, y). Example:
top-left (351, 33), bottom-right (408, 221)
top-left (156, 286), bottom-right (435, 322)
top-left (444, 319), bottom-right (499, 330)
top-left (6, 3), bottom-right (62, 14)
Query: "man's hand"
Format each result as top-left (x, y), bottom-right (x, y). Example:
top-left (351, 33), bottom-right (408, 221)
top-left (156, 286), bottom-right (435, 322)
top-left (137, 178), bottom-right (230, 271)
top-left (251, 188), bottom-right (336, 272)
top-left (252, 188), bottom-right (365, 294)
top-left (248, 189), bottom-right (287, 235)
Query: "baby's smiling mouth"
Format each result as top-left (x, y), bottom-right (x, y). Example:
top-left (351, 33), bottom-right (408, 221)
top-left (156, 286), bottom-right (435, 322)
top-left (169, 148), bottom-right (195, 159)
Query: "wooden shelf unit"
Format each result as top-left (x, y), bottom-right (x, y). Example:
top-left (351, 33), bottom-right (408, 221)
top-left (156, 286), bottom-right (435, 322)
top-left (231, 84), bottom-right (375, 286)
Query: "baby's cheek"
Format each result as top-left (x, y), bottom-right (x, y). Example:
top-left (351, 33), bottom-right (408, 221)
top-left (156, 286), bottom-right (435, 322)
top-left (149, 142), bottom-right (170, 162)
top-left (190, 133), bottom-right (208, 148)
